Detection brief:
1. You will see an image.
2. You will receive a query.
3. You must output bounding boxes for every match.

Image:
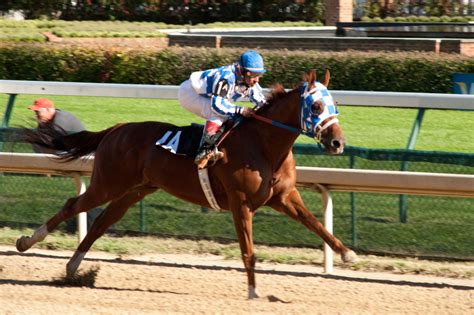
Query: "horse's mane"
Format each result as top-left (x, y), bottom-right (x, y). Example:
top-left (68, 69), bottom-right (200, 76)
top-left (266, 84), bottom-right (287, 103)
top-left (261, 70), bottom-right (324, 111)
top-left (257, 83), bottom-right (288, 113)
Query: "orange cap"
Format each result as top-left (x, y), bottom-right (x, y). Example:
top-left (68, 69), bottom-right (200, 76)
top-left (28, 98), bottom-right (55, 111)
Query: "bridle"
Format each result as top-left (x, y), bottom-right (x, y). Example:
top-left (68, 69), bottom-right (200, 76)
top-left (300, 81), bottom-right (339, 140)
top-left (253, 81), bottom-right (339, 141)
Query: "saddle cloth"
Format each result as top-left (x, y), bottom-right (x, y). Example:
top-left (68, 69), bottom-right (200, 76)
top-left (155, 123), bottom-right (203, 157)
top-left (155, 123), bottom-right (224, 211)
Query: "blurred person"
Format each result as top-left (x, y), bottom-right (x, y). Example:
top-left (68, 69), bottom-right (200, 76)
top-left (28, 98), bottom-right (100, 232)
top-left (178, 50), bottom-right (267, 169)
top-left (28, 98), bottom-right (85, 154)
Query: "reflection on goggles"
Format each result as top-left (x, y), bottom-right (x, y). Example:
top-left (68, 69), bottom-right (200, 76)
top-left (245, 71), bottom-right (262, 78)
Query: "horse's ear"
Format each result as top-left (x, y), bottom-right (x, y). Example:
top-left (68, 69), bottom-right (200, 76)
top-left (309, 69), bottom-right (317, 83)
top-left (321, 69), bottom-right (330, 87)
top-left (303, 70), bottom-right (317, 87)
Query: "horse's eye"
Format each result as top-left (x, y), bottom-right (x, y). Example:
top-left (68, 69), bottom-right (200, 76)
top-left (310, 102), bottom-right (321, 115)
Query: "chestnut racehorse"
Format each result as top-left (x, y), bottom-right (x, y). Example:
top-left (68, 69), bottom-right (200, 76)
top-left (16, 70), bottom-right (357, 299)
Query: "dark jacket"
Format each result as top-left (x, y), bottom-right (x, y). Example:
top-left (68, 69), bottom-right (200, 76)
top-left (33, 109), bottom-right (85, 154)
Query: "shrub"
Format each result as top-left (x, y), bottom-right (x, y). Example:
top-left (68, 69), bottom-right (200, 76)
top-left (0, 45), bottom-right (106, 82)
top-left (0, 45), bottom-right (473, 93)
top-left (450, 16), bottom-right (466, 23)
top-left (394, 17), bottom-right (407, 22)
top-left (427, 17), bottom-right (441, 22)
top-left (439, 15), bottom-right (451, 22)
top-left (365, 16), bottom-right (472, 23)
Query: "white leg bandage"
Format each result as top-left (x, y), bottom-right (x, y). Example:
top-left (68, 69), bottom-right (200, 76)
top-left (66, 251), bottom-right (87, 277)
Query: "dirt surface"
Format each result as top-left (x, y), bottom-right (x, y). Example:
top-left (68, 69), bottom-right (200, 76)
top-left (0, 245), bottom-right (472, 314)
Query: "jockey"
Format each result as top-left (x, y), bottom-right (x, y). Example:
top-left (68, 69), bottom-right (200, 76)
top-left (178, 50), bottom-right (267, 169)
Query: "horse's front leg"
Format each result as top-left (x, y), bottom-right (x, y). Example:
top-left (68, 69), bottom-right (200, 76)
top-left (267, 188), bottom-right (357, 263)
top-left (230, 199), bottom-right (260, 299)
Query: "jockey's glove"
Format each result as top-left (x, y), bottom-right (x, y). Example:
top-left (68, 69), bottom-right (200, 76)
top-left (241, 107), bottom-right (256, 118)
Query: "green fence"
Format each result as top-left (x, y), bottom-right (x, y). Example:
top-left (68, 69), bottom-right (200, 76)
top-left (0, 141), bottom-right (473, 260)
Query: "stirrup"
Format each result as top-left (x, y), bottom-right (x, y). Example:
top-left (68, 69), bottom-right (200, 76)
top-left (209, 149), bottom-right (224, 164)
top-left (194, 150), bottom-right (212, 169)
top-left (194, 148), bottom-right (224, 169)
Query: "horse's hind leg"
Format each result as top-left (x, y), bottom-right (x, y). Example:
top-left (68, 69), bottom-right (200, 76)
top-left (66, 186), bottom-right (157, 277)
top-left (267, 188), bottom-right (357, 263)
top-left (16, 187), bottom-right (109, 252)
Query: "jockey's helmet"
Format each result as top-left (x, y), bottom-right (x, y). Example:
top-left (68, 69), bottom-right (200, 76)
top-left (238, 50), bottom-right (266, 74)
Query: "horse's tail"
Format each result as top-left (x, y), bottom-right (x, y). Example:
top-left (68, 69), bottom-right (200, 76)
top-left (21, 123), bottom-right (122, 162)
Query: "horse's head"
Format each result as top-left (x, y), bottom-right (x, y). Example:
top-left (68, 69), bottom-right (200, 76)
top-left (300, 70), bottom-right (345, 154)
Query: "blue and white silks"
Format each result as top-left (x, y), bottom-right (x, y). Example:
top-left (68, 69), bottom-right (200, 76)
top-left (189, 64), bottom-right (266, 117)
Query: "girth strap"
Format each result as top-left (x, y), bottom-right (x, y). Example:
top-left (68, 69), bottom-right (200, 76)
top-left (197, 168), bottom-right (223, 211)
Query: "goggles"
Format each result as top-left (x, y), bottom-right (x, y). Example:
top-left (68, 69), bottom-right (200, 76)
top-left (245, 71), bottom-right (263, 78)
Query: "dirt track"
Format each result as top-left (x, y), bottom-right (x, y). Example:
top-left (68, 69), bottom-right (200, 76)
top-left (0, 245), bottom-right (472, 314)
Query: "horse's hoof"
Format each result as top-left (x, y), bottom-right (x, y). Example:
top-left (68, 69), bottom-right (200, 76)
top-left (248, 286), bottom-right (260, 299)
top-left (66, 261), bottom-right (81, 278)
top-left (16, 236), bottom-right (30, 252)
top-left (66, 263), bottom-right (77, 278)
top-left (66, 269), bottom-right (76, 278)
top-left (341, 250), bottom-right (358, 263)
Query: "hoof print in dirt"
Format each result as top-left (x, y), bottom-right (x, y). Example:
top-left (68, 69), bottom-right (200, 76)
top-left (267, 295), bottom-right (291, 303)
top-left (54, 265), bottom-right (100, 287)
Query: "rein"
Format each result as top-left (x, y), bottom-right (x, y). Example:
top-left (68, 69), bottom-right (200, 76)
top-left (250, 82), bottom-right (339, 140)
top-left (217, 82), bottom-right (339, 146)
top-left (215, 114), bottom-right (301, 149)
top-left (252, 114), bottom-right (303, 135)
top-left (252, 108), bottom-right (339, 140)
top-left (253, 113), bottom-right (338, 140)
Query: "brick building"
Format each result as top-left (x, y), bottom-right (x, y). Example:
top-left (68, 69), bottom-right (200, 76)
top-left (325, 0), bottom-right (353, 26)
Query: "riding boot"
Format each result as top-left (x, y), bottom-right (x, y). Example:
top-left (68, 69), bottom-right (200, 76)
top-left (194, 129), bottom-right (224, 169)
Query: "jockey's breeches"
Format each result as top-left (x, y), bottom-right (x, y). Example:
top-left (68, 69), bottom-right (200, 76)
top-left (178, 80), bottom-right (227, 124)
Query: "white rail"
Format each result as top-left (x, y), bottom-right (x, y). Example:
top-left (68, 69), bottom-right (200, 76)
top-left (296, 166), bottom-right (474, 197)
top-left (1, 80), bottom-right (474, 110)
top-left (1, 153), bottom-right (473, 273)
top-left (0, 80), bottom-right (179, 99)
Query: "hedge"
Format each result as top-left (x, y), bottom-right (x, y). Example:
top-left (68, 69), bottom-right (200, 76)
top-left (3, 1), bottom-right (325, 24)
top-left (1, 44), bottom-right (473, 93)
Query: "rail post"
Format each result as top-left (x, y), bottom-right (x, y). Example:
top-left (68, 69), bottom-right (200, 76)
top-left (0, 94), bottom-right (17, 152)
top-left (400, 108), bottom-right (426, 223)
top-left (316, 183), bottom-right (334, 274)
